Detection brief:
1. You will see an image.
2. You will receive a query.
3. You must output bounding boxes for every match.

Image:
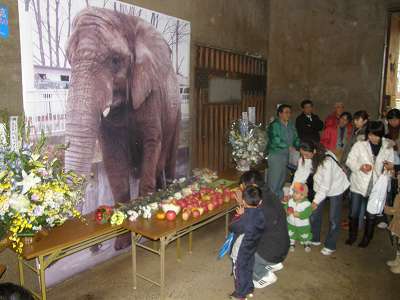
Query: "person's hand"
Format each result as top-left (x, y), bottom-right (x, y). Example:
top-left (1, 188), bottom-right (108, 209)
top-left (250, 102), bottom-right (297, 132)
top-left (234, 190), bottom-right (244, 205)
top-left (286, 207), bottom-right (294, 215)
top-left (235, 205), bottom-right (244, 215)
top-left (360, 164), bottom-right (372, 174)
top-left (282, 195), bottom-right (290, 203)
top-left (384, 161), bottom-right (394, 171)
top-left (311, 201), bottom-right (318, 210)
top-left (293, 211), bottom-right (300, 218)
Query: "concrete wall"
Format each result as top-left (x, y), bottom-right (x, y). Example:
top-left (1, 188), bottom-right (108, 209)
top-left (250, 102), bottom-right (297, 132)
top-left (267, 0), bottom-right (389, 121)
top-left (0, 0), bottom-right (23, 116)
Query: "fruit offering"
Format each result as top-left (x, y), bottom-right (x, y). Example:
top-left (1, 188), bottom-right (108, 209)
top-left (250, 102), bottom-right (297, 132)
top-left (166, 210), bottom-right (177, 221)
top-left (156, 212), bottom-right (166, 220)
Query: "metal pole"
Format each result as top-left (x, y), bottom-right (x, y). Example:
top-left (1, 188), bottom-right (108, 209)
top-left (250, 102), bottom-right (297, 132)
top-left (38, 256), bottom-right (47, 300)
top-left (176, 237), bottom-right (181, 261)
top-left (131, 232), bottom-right (137, 290)
top-left (188, 232), bottom-right (193, 254)
top-left (17, 256), bottom-right (25, 287)
top-left (225, 213), bottom-right (229, 237)
top-left (160, 237), bottom-right (166, 300)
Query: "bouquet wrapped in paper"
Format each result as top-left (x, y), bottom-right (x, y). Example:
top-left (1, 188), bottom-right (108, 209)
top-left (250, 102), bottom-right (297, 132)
top-left (228, 119), bottom-right (266, 171)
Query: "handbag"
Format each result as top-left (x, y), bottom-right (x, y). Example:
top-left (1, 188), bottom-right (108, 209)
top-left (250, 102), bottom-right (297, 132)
top-left (217, 232), bottom-right (234, 259)
top-left (367, 172), bottom-right (390, 215)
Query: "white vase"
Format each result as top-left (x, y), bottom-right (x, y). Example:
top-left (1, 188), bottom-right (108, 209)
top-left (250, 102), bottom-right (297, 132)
top-left (236, 160), bottom-right (251, 172)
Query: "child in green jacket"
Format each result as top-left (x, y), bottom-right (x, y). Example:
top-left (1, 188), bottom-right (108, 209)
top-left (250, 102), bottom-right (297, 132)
top-left (284, 182), bottom-right (313, 252)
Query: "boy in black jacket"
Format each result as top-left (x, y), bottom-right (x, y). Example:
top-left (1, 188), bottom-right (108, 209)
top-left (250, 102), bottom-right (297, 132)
top-left (237, 171), bottom-right (290, 289)
top-left (229, 186), bottom-right (265, 300)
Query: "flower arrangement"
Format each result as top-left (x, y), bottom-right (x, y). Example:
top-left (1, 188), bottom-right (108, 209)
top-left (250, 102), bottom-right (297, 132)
top-left (108, 169), bottom-right (219, 224)
top-left (94, 205), bottom-right (113, 225)
top-left (0, 115), bottom-right (85, 253)
top-left (228, 119), bottom-right (266, 171)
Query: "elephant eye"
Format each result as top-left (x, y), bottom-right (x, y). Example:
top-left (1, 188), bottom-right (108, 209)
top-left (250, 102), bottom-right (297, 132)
top-left (110, 56), bottom-right (122, 72)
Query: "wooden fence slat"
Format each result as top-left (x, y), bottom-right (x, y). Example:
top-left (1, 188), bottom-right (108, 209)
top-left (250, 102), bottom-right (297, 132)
top-left (210, 48), bottom-right (215, 70)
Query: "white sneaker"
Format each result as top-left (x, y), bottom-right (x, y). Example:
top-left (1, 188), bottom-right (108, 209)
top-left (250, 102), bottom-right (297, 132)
top-left (387, 256), bottom-right (400, 267)
top-left (377, 222), bottom-right (388, 229)
top-left (304, 246), bottom-right (311, 253)
top-left (311, 241), bottom-right (321, 246)
top-left (320, 247), bottom-right (336, 256)
top-left (265, 262), bottom-right (284, 272)
top-left (253, 272), bottom-right (277, 289)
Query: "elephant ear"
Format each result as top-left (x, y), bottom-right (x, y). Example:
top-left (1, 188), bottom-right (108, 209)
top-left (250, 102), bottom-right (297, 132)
top-left (130, 41), bottom-right (155, 110)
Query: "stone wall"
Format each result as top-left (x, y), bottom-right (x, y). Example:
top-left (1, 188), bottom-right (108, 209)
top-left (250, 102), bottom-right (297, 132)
top-left (267, 0), bottom-right (389, 121)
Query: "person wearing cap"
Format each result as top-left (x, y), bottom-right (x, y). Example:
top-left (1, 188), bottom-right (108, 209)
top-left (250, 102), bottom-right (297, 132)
top-left (283, 182), bottom-right (313, 253)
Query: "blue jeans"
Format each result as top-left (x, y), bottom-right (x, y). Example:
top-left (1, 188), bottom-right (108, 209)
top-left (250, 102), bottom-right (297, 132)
top-left (310, 193), bottom-right (344, 250)
top-left (349, 192), bottom-right (367, 222)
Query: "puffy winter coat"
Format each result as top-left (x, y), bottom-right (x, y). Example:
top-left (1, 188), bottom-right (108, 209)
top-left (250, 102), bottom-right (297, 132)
top-left (321, 119), bottom-right (352, 152)
top-left (291, 151), bottom-right (350, 204)
top-left (346, 138), bottom-right (395, 197)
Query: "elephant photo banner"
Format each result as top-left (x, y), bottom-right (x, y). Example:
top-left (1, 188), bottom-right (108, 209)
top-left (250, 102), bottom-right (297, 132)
top-left (18, 0), bottom-right (190, 287)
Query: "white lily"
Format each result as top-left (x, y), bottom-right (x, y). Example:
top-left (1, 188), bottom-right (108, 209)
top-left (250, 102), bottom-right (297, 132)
top-left (17, 170), bottom-right (41, 194)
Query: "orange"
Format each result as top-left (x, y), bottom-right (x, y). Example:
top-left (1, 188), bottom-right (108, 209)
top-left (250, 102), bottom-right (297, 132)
top-left (156, 212), bottom-right (166, 220)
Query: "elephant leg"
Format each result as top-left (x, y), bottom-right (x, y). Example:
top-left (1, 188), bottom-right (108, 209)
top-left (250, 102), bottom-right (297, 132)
top-left (99, 121), bottom-right (131, 203)
top-left (99, 120), bottom-right (131, 251)
top-left (164, 118), bottom-right (180, 182)
top-left (139, 137), bottom-right (162, 196)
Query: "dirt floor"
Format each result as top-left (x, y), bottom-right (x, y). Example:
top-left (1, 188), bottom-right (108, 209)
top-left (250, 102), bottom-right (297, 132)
top-left (1, 209), bottom-right (400, 300)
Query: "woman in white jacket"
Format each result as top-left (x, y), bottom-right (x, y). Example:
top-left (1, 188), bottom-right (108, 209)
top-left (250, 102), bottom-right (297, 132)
top-left (291, 140), bottom-right (350, 255)
top-left (345, 121), bottom-right (394, 247)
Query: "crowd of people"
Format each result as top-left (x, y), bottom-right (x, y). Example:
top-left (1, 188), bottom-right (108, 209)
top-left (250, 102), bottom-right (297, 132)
top-left (228, 101), bottom-right (400, 300)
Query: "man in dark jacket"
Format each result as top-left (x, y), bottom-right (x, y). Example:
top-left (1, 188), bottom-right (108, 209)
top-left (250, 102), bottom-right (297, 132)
top-left (238, 171), bottom-right (290, 289)
top-left (296, 99), bottom-right (324, 142)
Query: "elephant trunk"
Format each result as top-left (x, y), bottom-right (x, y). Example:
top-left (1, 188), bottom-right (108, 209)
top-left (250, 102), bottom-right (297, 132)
top-left (65, 71), bottom-right (106, 176)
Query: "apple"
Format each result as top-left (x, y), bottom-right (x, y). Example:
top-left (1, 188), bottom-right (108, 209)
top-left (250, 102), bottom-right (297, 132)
top-left (197, 207), bottom-right (205, 215)
top-left (182, 210), bottom-right (191, 221)
top-left (166, 210), bottom-right (177, 221)
top-left (192, 209), bottom-right (201, 218)
top-left (207, 202), bottom-right (215, 211)
top-left (202, 194), bottom-right (211, 201)
top-left (212, 199), bottom-right (219, 208)
top-left (203, 205), bottom-right (209, 213)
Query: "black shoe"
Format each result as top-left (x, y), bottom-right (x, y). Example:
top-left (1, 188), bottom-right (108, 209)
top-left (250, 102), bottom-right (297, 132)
top-left (358, 215), bottom-right (375, 248)
top-left (345, 217), bottom-right (358, 245)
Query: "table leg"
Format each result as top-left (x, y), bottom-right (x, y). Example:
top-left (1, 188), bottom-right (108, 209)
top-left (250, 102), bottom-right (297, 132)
top-left (225, 213), bottom-right (229, 237)
top-left (188, 232), bottom-right (193, 254)
top-left (131, 232), bottom-right (137, 290)
top-left (17, 256), bottom-right (25, 287)
top-left (176, 237), bottom-right (181, 261)
top-left (160, 237), bottom-right (166, 300)
top-left (38, 256), bottom-right (47, 300)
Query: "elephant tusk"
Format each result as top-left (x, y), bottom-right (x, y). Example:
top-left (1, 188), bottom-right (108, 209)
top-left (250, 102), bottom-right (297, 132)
top-left (102, 107), bottom-right (111, 118)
